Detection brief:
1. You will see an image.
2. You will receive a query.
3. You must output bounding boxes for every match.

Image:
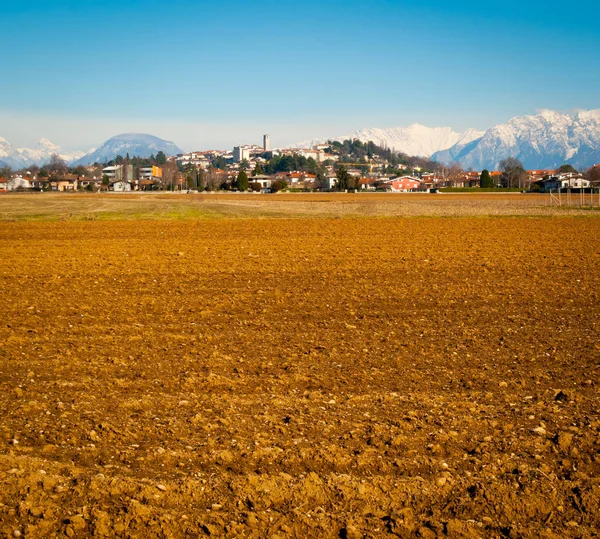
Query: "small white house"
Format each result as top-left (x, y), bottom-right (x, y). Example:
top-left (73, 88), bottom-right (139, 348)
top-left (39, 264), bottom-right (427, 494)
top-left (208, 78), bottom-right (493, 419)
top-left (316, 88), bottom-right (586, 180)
top-left (6, 176), bottom-right (32, 190)
top-left (250, 175), bottom-right (272, 189)
top-left (111, 181), bottom-right (131, 192)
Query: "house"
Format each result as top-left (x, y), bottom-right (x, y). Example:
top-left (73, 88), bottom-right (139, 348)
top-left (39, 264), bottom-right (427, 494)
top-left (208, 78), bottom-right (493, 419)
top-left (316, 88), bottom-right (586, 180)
top-left (78, 177), bottom-right (102, 191)
top-left (382, 176), bottom-right (421, 192)
top-left (537, 175), bottom-right (591, 193)
top-left (102, 164), bottom-right (133, 182)
top-left (111, 180), bottom-right (132, 192)
top-left (138, 179), bottom-right (155, 191)
top-left (49, 174), bottom-right (79, 191)
top-left (527, 170), bottom-right (555, 183)
top-left (465, 171), bottom-right (481, 187)
top-left (0, 177), bottom-right (7, 191)
top-left (6, 176), bottom-right (32, 190)
top-left (359, 178), bottom-right (377, 190)
top-left (249, 175), bottom-right (272, 189)
top-left (286, 171), bottom-right (316, 184)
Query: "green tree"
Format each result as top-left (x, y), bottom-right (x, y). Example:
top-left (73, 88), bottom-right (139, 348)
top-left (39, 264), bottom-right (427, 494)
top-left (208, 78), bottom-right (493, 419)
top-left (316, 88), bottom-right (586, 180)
top-left (212, 156), bottom-right (228, 170)
top-left (235, 169), bottom-right (249, 191)
top-left (155, 151), bottom-right (167, 165)
top-left (252, 162), bottom-right (264, 176)
top-left (556, 164), bottom-right (578, 174)
top-left (480, 169), bottom-right (494, 188)
top-left (336, 165), bottom-right (350, 191)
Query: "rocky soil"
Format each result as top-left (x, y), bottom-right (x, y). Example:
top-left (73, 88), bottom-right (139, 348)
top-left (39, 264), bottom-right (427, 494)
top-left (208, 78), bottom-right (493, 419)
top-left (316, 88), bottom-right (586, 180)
top-left (0, 217), bottom-right (599, 538)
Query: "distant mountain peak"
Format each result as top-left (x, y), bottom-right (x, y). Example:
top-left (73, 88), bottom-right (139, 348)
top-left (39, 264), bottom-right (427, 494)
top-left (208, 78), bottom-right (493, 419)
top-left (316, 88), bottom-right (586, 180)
top-left (432, 108), bottom-right (600, 170)
top-left (0, 136), bottom-right (84, 168)
top-left (71, 133), bottom-right (183, 166)
top-left (290, 124), bottom-right (483, 158)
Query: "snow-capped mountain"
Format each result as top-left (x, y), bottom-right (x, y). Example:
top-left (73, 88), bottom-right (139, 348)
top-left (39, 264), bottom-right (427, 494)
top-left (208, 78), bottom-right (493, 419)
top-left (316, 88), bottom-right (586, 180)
top-left (20, 139), bottom-right (86, 166)
top-left (290, 124), bottom-right (485, 158)
top-left (0, 137), bottom-right (27, 169)
top-left (0, 136), bottom-right (86, 169)
top-left (72, 133), bottom-right (183, 166)
top-left (432, 109), bottom-right (600, 170)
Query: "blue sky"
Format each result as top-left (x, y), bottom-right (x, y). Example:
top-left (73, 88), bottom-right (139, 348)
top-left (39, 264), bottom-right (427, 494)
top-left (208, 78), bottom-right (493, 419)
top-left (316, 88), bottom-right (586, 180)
top-left (1, 0), bottom-right (599, 151)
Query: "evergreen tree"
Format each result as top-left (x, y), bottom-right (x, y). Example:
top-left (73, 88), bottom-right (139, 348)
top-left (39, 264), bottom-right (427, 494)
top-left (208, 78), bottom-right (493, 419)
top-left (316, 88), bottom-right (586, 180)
top-left (197, 169), bottom-right (206, 191)
top-left (236, 169), bottom-right (249, 191)
top-left (253, 162), bottom-right (264, 176)
top-left (336, 165), bottom-right (349, 191)
top-left (155, 151), bottom-right (167, 165)
top-left (480, 169), bottom-right (494, 188)
top-left (556, 164), bottom-right (577, 174)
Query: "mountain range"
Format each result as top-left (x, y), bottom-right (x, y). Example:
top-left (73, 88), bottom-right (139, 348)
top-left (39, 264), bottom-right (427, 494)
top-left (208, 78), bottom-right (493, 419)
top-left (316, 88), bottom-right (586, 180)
top-left (0, 133), bottom-right (183, 169)
top-left (2, 109), bottom-right (599, 172)
top-left (0, 137), bottom-right (86, 169)
top-left (431, 110), bottom-right (600, 170)
top-left (293, 109), bottom-right (600, 171)
top-left (290, 125), bottom-right (485, 158)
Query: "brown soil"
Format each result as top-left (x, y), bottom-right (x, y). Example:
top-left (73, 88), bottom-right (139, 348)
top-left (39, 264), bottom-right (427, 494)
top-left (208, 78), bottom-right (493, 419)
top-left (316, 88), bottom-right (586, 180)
top-left (1, 217), bottom-right (599, 538)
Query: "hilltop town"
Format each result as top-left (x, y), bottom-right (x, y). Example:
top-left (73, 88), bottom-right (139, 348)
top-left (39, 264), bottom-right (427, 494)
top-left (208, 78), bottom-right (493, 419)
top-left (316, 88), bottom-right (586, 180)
top-left (1, 134), bottom-right (599, 194)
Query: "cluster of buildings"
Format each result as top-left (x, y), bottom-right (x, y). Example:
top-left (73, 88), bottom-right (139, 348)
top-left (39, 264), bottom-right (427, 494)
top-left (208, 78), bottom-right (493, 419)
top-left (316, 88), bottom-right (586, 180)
top-left (1, 166), bottom-right (596, 193)
top-left (175, 135), bottom-right (340, 172)
top-left (1, 129), bottom-right (598, 193)
top-left (0, 164), bottom-right (167, 192)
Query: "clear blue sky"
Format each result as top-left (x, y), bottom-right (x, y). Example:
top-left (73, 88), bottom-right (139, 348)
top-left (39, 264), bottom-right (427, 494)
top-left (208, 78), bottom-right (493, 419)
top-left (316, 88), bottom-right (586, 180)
top-left (2, 0), bottom-right (599, 151)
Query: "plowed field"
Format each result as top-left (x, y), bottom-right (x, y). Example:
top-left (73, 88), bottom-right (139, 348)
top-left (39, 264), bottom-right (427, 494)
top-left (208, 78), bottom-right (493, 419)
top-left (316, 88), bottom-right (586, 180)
top-left (1, 213), bottom-right (599, 538)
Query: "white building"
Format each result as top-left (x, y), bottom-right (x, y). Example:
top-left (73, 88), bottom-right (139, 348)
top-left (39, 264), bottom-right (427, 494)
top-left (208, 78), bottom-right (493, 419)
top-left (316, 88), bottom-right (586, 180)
top-left (250, 175), bottom-right (272, 189)
top-left (233, 146), bottom-right (252, 163)
top-left (6, 176), bottom-right (32, 190)
top-left (102, 164), bottom-right (133, 182)
top-left (111, 181), bottom-right (132, 192)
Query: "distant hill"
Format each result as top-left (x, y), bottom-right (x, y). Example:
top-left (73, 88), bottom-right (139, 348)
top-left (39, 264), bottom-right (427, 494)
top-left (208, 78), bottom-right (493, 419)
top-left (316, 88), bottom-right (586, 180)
top-left (290, 124), bottom-right (484, 158)
top-left (71, 133), bottom-right (183, 166)
top-left (432, 109), bottom-right (600, 170)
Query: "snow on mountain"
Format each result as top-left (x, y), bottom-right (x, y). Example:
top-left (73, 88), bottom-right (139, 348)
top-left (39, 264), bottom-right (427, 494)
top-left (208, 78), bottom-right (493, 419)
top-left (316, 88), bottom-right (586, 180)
top-left (429, 128), bottom-right (485, 164)
top-left (0, 136), bottom-right (86, 168)
top-left (71, 133), bottom-right (183, 166)
top-left (0, 136), bottom-right (24, 169)
top-left (19, 139), bottom-right (85, 166)
top-left (290, 124), bottom-right (485, 158)
top-left (432, 109), bottom-right (600, 170)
